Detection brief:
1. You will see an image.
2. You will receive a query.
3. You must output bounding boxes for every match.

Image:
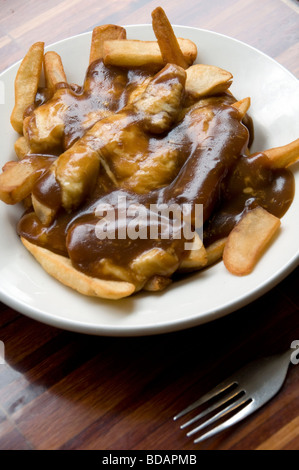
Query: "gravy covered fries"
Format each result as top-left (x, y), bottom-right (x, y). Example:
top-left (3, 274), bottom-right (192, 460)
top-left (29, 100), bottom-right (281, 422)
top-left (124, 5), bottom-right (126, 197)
top-left (1, 7), bottom-right (298, 300)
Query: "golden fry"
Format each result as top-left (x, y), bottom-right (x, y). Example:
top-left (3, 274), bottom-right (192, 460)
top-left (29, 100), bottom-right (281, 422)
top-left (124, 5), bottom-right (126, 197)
top-left (231, 97), bottom-right (251, 119)
top-left (151, 7), bottom-right (189, 68)
top-left (89, 24), bottom-right (126, 64)
top-left (2, 161), bottom-right (18, 172)
top-left (21, 237), bottom-right (136, 300)
top-left (143, 275), bottom-right (172, 291)
top-left (185, 64), bottom-right (233, 99)
top-left (44, 51), bottom-right (67, 89)
top-left (206, 238), bottom-right (227, 267)
top-left (0, 156), bottom-right (54, 205)
top-left (178, 233), bottom-right (208, 272)
top-left (31, 193), bottom-right (56, 227)
top-left (263, 138), bottom-right (299, 168)
top-left (10, 42), bottom-right (44, 134)
top-left (223, 207), bottom-right (281, 276)
top-left (130, 248), bottom-right (179, 280)
top-left (14, 136), bottom-right (31, 159)
top-left (103, 38), bottom-right (196, 68)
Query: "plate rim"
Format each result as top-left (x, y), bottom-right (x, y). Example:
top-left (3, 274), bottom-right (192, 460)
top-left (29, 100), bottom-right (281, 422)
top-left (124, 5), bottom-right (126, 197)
top-left (0, 253), bottom-right (298, 337)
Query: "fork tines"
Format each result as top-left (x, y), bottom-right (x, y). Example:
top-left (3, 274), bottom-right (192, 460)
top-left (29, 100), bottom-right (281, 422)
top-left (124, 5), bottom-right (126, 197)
top-left (174, 380), bottom-right (254, 443)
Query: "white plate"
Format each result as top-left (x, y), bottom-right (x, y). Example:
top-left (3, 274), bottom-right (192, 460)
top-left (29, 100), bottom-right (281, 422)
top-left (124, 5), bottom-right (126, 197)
top-left (0, 25), bottom-right (298, 336)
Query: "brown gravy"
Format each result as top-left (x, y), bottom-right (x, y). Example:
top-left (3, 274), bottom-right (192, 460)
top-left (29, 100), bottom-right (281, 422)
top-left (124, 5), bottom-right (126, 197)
top-left (18, 61), bottom-right (295, 282)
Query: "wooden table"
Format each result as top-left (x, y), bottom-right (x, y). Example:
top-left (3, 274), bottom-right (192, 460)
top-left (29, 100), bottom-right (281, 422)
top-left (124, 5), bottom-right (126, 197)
top-left (0, 0), bottom-right (298, 450)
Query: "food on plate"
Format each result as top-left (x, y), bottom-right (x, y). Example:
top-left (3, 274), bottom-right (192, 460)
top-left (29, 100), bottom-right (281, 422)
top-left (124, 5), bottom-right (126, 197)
top-left (102, 37), bottom-right (196, 68)
top-left (10, 42), bottom-right (44, 134)
top-left (0, 155), bottom-right (55, 205)
top-left (21, 237), bottom-right (135, 299)
top-left (263, 139), bottom-right (299, 169)
top-left (89, 24), bottom-right (127, 65)
top-left (185, 64), bottom-right (233, 101)
top-left (14, 136), bottom-right (31, 159)
top-left (222, 207), bottom-right (281, 276)
top-left (0, 7), bottom-right (298, 299)
top-left (151, 6), bottom-right (189, 69)
top-left (44, 51), bottom-right (67, 90)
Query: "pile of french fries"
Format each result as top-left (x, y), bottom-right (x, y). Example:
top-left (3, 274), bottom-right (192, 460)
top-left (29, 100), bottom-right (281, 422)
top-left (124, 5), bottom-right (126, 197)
top-left (0, 6), bottom-right (299, 299)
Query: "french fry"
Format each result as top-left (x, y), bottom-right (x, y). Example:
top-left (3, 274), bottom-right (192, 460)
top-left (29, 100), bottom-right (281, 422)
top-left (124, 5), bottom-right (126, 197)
top-left (14, 136), bottom-right (31, 159)
top-left (10, 42), bottom-right (44, 134)
top-left (223, 207), bottom-right (281, 276)
top-left (178, 233), bottom-right (208, 272)
top-left (263, 138), bottom-right (299, 168)
top-left (2, 161), bottom-right (18, 172)
top-left (21, 237), bottom-right (136, 300)
top-left (151, 6), bottom-right (189, 69)
top-left (185, 64), bottom-right (233, 99)
top-left (231, 97), bottom-right (251, 119)
top-left (2, 160), bottom-right (33, 208)
top-left (23, 195), bottom-right (33, 210)
top-left (143, 275), bottom-right (172, 291)
top-left (130, 248), bottom-right (179, 279)
top-left (31, 193), bottom-right (57, 226)
top-left (103, 38), bottom-right (197, 68)
top-left (0, 156), bottom-right (55, 205)
top-left (89, 24), bottom-right (126, 64)
top-left (206, 237), bottom-right (227, 267)
top-left (44, 51), bottom-right (67, 89)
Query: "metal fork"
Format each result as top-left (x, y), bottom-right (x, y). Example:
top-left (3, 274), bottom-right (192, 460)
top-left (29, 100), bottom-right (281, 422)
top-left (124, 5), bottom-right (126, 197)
top-left (174, 349), bottom-right (293, 443)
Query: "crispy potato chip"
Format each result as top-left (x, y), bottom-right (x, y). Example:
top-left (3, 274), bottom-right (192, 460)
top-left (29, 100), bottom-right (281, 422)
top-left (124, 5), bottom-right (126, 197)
top-left (103, 38), bottom-right (196, 68)
top-left (185, 64), bottom-right (232, 99)
top-left (263, 138), bottom-right (299, 168)
top-left (21, 237), bottom-right (136, 300)
top-left (10, 42), bottom-right (44, 134)
top-left (0, 156), bottom-right (54, 204)
top-left (151, 7), bottom-right (189, 69)
top-left (44, 51), bottom-right (67, 89)
top-left (223, 207), bottom-right (281, 276)
top-left (89, 24), bottom-right (126, 64)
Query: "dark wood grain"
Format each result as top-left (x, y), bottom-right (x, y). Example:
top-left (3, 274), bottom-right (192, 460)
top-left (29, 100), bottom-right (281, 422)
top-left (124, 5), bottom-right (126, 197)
top-left (0, 0), bottom-right (298, 450)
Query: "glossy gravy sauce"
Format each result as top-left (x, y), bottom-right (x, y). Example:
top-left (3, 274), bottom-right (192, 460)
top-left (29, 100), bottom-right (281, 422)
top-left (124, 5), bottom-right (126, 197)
top-left (18, 60), bottom-right (295, 281)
